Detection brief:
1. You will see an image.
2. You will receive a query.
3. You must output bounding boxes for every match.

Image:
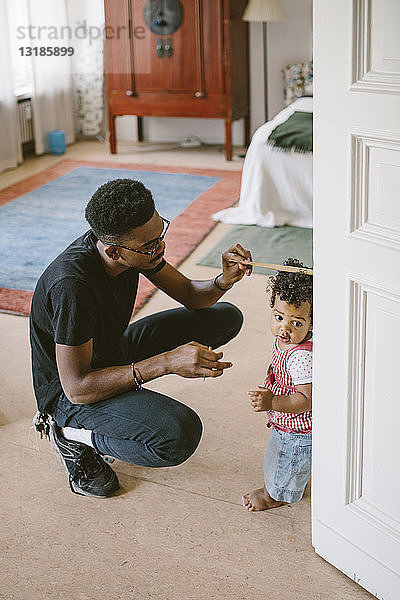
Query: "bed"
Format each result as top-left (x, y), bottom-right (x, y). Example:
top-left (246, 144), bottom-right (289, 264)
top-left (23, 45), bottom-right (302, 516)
top-left (213, 63), bottom-right (313, 229)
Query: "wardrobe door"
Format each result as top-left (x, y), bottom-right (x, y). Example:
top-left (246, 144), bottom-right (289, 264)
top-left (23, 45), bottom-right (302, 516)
top-left (104, 0), bottom-right (133, 93)
top-left (202, 0), bottom-right (224, 95)
top-left (131, 0), bottom-right (224, 97)
top-left (163, 1), bottom-right (200, 94)
top-left (131, 0), bottom-right (166, 92)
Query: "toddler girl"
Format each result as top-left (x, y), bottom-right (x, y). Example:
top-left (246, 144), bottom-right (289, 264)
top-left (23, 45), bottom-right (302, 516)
top-left (242, 258), bottom-right (313, 511)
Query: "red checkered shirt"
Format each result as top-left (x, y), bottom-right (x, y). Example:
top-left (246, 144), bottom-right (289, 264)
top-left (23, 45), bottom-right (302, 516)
top-left (264, 338), bottom-right (312, 434)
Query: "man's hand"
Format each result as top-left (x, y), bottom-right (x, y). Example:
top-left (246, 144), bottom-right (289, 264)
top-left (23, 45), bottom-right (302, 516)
top-left (218, 243), bottom-right (253, 289)
top-left (248, 387), bottom-right (274, 412)
top-left (166, 341), bottom-right (233, 378)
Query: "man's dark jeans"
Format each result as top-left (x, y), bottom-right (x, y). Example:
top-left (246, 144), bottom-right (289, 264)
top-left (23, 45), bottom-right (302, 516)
top-left (51, 302), bottom-right (243, 467)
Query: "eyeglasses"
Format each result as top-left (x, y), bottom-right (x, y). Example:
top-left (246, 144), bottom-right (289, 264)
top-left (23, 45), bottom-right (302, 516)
top-left (102, 216), bottom-right (170, 258)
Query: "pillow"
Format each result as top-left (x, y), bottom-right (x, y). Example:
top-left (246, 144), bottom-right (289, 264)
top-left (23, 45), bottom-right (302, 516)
top-left (282, 60), bottom-right (313, 106)
top-left (303, 60), bottom-right (313, 96)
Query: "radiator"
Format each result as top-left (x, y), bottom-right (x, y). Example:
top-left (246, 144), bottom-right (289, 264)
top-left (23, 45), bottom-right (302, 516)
top-left (17, 96), bottom-right (34, 155)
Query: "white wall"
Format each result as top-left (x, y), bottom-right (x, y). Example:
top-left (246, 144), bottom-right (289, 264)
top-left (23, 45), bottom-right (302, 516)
top-left (116, 0), bottom-right (312, 146)
top-left (267, 0), bottom-right (313, 120)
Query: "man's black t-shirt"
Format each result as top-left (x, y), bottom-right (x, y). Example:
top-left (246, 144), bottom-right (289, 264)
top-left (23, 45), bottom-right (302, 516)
top-left (29, 230), bottom-right (165, 413)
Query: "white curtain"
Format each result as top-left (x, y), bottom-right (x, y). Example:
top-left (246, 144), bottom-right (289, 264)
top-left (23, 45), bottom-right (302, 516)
top-left (67, 0), bottom-right (105, 137)
top-left (27, 0), bottom-right (76, 154)
top-left (0, 2), bottom-right (22, 173)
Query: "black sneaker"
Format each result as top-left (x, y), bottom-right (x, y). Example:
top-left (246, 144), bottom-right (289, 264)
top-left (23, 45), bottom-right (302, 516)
top-left (49, 421), bottom-right (120, 498)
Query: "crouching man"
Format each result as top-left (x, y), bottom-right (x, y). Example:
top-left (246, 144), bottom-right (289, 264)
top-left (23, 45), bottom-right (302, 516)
top-left (30, 178), bottom-right (252, 497)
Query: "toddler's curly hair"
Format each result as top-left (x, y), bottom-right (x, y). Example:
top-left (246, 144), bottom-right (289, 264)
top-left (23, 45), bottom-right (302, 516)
top-left (268, 258), bottom-right (313, 316)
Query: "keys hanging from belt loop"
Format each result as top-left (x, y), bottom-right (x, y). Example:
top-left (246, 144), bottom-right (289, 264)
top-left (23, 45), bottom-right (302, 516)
top-left (33, 411), bottom-right (50, 440)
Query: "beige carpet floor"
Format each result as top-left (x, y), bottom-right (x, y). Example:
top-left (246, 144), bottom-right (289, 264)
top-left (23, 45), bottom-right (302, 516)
top-left (0, 141), bottom-right (372, 600)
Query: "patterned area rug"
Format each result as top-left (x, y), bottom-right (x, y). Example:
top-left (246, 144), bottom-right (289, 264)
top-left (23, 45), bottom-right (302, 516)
top-left (0, 159), bottom-right (241, 316)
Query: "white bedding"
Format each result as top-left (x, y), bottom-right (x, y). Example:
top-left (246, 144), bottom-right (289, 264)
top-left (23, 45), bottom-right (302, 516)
top-left (213, 97), bottom-right (313, 228)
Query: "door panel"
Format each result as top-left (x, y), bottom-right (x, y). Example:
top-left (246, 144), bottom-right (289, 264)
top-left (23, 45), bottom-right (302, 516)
top-left (370, 0), bottom-right (400, 77)
top-left (362, 290), bottom-right (400, 522)
top-left (351, 133), bottom-right (400, 248)
top-left (202, 0), bottom-right (224, 94)
top-left (165, 1), bottom-right (199, 93)
top-left (352, 0), bottom-right (400, 93)
top-left (347, 280), bottom-right (400, 533)
top-left (104, 0), bottom-right (133, 92)
top-left (131, 0), bottom-right (166, 92)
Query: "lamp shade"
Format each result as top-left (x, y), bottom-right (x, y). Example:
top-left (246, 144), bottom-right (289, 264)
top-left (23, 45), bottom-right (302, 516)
top-left (242, 0), bottom-right (286, 22)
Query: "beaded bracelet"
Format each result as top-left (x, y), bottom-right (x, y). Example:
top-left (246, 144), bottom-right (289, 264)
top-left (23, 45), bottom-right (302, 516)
top-left (131, 363), bottom-right (143, 390)
top-left (213, 273), bottom-right (233, 291)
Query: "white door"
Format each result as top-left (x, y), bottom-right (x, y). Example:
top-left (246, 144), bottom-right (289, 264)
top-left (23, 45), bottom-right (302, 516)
top-left (313, 0), bottom-right (400, 598)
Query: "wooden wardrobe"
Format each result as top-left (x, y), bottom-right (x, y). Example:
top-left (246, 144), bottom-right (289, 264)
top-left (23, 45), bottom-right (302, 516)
top-left (104, 0), bottom-right (250, 160)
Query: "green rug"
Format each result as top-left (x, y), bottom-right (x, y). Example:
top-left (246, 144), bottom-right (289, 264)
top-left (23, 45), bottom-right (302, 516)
top-left (197, 225), bottom-right (313, 274)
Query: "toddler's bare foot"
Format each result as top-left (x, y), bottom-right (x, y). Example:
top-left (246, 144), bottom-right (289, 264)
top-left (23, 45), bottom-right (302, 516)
top-left (242, 486), bottom-right (284, 511)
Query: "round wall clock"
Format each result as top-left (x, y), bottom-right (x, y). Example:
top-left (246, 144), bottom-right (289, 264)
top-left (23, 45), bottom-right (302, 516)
top-left (143, 0), bottom-right (184, 36)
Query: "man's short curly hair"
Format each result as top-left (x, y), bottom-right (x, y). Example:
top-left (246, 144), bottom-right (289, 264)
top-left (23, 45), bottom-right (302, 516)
top-left (268, 258), bottom-right (313, 316)
top-left (85, 179), bottom-right (155, 242)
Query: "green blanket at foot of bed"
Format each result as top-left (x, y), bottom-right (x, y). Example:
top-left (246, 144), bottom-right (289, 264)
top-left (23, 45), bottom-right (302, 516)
top-left (267, 111), bottom-right (313, 154)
